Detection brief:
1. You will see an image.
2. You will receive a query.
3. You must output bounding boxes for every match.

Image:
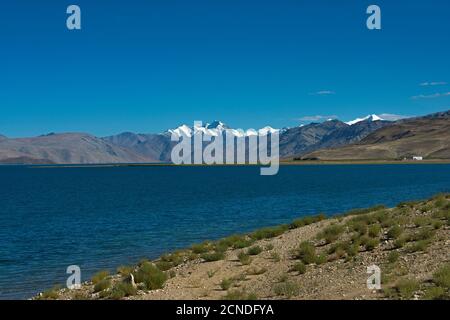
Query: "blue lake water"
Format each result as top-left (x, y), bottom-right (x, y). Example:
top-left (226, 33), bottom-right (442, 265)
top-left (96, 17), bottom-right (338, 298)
top-left (0, 164), bottom-right (450, 299)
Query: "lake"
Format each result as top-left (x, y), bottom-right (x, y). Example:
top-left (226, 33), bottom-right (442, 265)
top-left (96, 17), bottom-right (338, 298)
top-left (0, 164), bottom-right (449, 299)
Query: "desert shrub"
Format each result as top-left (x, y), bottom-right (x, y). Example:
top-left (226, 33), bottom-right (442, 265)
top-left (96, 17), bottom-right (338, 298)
top-left (247, 245), bottom-right (263, 256)
top-left (346, 241), bottom-right (360, 257)
top-left (39, 285), bottom-right (61, 300)
top-left (381, 218), bottom-right (395, 228)
top-left (387, 251), bottom-right (400, 264)
top-left (160, 252), bottom-right (184, 266)
top-left (387, 225), bottom-right (403, 239)
top-left (350, 221), bottom-right (368, 235)
top-left (237, 251), bottom-right (252, 265)
top-left (218, 234), bottom-right (253, 249)
top-left (108, 282), bottom-right (137, 300)
top-left (289, 214), bottom-right (326, 229)
top-left (373, 210), bottom-right (389, 223)
top-left (432, 264), bottom-right (450, 288)
top-left (315, 253), bottom-right (327, 264)
top-left (191, 242), bottom-right (210, 254)
top-left (91, 270), bottom-right (110, 284)
top-left (407, 240), bottom-right (431, 253)
top-left (133, 262), bottom-right (167, 290)
top-left (291, 262), bottom-right (306, 274)
top-left (413, 216), bottom-right (432, 227)
top-left (117, 265), bottom-right (134, 277)
top-left (432, 220), bottom-right (444, 229)
top-left (393, 236), bottom-right (407, 248)
top-left (368, 224), bottom-right (381, 238)
top-left (201, 251), bottom-right (225, 262)
top-left (422, 286), bottom-right (446, 300)
top-left (94, 278), bottom-right (111, 293)
top-left (155, 261), bottom-right (173, 271)
top-left (395, 279), bottom-right (419, 299)
top-left (396, 200), bottom-right (420, 209)
top-left (224, 289), bottom-right (257, 300)
top-left (270, 251), bottom-right (281, 262)
top-left (317, 224), bottom-right (345, 244)
top-left (411, 228), bottom-right (435, 241)
top-left (364, 238), bottom-right (379, 251)
top-left (265, 244), bottom-right (274, 250)
top-left (295, 241), bottom-right (316, 264)
top-left (273, 281), bottom-right (300, 298)
top-left (207, 270), bottom-right (217, 278)
top-left (220, 278), bottom-right (233, 290)
top-left (250, 225), bottom-right (288, 240)
top-left (328, 241), bottom-right (349, 255)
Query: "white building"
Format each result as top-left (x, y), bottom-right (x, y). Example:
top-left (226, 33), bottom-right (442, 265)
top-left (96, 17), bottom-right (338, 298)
top-left (412, 156), bottom-right (423, 161)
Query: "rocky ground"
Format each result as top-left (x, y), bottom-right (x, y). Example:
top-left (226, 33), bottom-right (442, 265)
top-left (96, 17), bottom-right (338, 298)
top-left (36, 194), bottom-right (450, 300)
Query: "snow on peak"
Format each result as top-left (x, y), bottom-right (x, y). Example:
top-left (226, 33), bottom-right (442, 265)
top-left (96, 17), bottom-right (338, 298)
top-left (345, 114), bottom-right (384, 126)
top-left (167, 122), bottom-right (279, 137)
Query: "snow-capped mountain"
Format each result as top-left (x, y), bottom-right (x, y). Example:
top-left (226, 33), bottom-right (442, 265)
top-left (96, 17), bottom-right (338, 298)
top-left (167, 121), bottom-right (279, 138)
top-left (345, 114), bottom-right (384, 126)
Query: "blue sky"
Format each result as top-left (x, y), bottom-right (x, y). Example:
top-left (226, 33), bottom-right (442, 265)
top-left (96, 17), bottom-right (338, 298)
top-left (1, 0), bottom-right (449, 137)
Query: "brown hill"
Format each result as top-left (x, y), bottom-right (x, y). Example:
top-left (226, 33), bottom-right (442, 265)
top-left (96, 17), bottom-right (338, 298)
top-left (0, 133), bottom-right (154, 164)
top-left (301, 111), bottom-right (450, 160)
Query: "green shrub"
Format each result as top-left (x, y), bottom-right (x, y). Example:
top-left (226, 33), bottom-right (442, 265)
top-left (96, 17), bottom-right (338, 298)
top-left (133, 262), bottom-right (167, 290)
top-left (368, 224), bottom-right (381, 238)
top-left (265, 244), bottom-right (274, 250)
top-left (387, 251), bottom-right (400, 263)
top-left (364, 238), bottom-right (379, 251)
top-left (238, 251), bottom-right (252, 265)
top-left (295, 241), bottom-right (316, 264)
top-left (395, 279), bottom-right (419, 299)
top-left (108, 282), bottom-right (137, 299)
top-left (273, 281), bottom-right (300, 298)
top-left (201, 251), bottom-right (225, 262)
top-left (315, 253), bottom-right (328, 264)
top-left (410, 228), bottom-right (435, 241)
top-left (432, 264), bottom-right (450, 288)
top-left (289, 214), bottom-right (326, 228)
top-left (155, 261), bottom-right (173, 271)
top-left (346, 242), bottom-right (360, 257)
top-left (218, 234), bottom-right (253, 249)
top-left (250, 225), bottom-right (288, 240)
top-left (220, 278), bottom-right (233, 290)
top-left (422, 286), bottom-right (446, 300)
top-left (270, 251), bottom-right (281, 262)
top-left (387, 225), bottom-right (403, 239)
top-left (413, 216), bottom-right (432, 227)
top-left (117, 265), bottom-right (134, 276)
top-left (39, 285), bottom-right (61, 300)
top-left (432, 220), bottom-right (444, 229)
top-left (91, 270), bottom-right (110, 284)
top-left (94, 278), bottom-right (111, 293)
top-left (407, 240), bottom-right (431, 253)
top-left (247, 245), bottom-right (263, 256)
top-left (393, 236), bottom-right (407, 248)
top-left (191, 242), bottom-right (210, 254)
top-left (350, 221), bottom-right (368, 235)
top-left (291, 262), bottom-right (306, 274)
top-left (317, 224), bottom-right (345, 244)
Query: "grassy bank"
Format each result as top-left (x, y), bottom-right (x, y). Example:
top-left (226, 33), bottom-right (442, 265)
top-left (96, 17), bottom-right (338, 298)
top-left (37, 193), bottom-right (450, 300)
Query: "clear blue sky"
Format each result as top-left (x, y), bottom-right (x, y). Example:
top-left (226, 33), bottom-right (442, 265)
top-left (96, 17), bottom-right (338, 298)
top-left (1, 0), bottom-right (449, 137)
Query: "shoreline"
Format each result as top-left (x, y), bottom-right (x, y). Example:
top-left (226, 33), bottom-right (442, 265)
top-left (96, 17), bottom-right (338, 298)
top-left (35, 193), bottom-right (450, 300)
top-left (10, 159), bottom-right (450, 169)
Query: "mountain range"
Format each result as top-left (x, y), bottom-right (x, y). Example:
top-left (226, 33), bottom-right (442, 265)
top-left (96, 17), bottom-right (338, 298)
top-left (302, 110), bottom-right (450, 161)
top-left (0, 111), bottom-right (448, 164)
